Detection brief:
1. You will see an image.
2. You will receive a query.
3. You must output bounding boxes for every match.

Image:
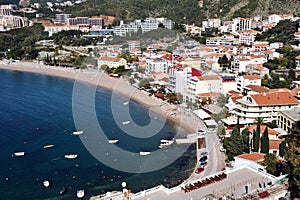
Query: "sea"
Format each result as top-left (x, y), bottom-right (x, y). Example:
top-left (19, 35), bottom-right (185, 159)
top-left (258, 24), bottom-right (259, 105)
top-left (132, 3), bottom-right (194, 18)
top-left (0, 69), bottom-right (196, 200)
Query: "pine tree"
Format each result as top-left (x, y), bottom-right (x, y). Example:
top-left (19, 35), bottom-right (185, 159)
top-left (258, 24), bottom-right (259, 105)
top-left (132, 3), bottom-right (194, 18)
top-left (253, 118), bottom-right (262, 152)
top-left (242, 127), bottom-right (250, 153)
top-left (253, 130), bottom-right (260, 152)
top-left (225, 124), bottom-right (246, 161)
top-left (260, 127), bottom-right (269, 153)
top-left (279, 140), bottom-right (286, 158)
top-left (285, 121), bottom-right (300, 198)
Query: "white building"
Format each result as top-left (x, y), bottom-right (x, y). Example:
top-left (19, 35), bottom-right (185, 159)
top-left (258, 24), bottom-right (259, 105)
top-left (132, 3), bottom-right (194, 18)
top-left (55, 14), bottom-right (72, 24)
top-left (236, 75), bottom-right (261, 92)
top-left (239, 30), bottom-right (259, 45)
top-left (234, 91), bottom-right (299, 122)
top-left (97, 56), bottom-right (127, 69)
top-left (168, 64), bottom-right (193, 94)
top-left (206, 34), bottom-right (237, 46)
top-left (146, 58), bottom-right (172, 73)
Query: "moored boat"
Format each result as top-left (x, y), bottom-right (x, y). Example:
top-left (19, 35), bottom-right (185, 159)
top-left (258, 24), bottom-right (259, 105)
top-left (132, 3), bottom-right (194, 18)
top-left (64, 154), bottom-right (78, 159)
top-left (44, 144), bottom-right (54, 149)
top-left (13, 152), bottom-right (25, 157)
top-left (123, 101), bottom-right (129, 105)
top-left (139, 151), bottom-right (151, 156)
top-left (77, 189), bottom-right (85, 198)
top-left (43, 180), bottom-right (50, 188)
top-left (159, 139), bottom-right (174, 149)
top-left (108, 140), bottom-right (119, 144)
top-left (59, 187), bottom-right (67, 195)
top-left (122, 121), bottom-right (131, 125)
top-left (73, 131), bottom-right (84, 135)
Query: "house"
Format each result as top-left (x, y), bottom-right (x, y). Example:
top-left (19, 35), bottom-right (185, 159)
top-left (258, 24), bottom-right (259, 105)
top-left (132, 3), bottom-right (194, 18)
top-left (243, 85), bottom-right (269, 95)
top-left (277, 107), bottom-right (300, 133)
top-left (234, 91), bottom-right (299, 123)
top-left (97, 56), bottom-right (127, 69)
top-left (234, 153), bottom-right (265, 171)
top-left (236, 75), bottom-right (261, 92)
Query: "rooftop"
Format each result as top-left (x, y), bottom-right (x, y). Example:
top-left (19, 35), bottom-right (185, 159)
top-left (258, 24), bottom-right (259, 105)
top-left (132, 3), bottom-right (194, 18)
top-left (248, 125), bottom-right (280, 135)
top-left (243, 74), bottom-right (261, 80)
top-left (250, 91), bottom-right (299, 106)
top-left (236, 152), bottom-right (265, 162)
top-left (279, 107), bottom-right (300, 121)
top-left (244, 85), bottom-right (270, 93)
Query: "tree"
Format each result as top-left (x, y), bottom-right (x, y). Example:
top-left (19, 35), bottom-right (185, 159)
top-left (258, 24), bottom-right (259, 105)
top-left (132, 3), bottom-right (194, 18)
top-left (260, 127), bottom-right (269, 154)
top-left (285, 121), bottom-right (300, 198)
top-left (279, 140), bottom-right (287, 158)
top-left (253, 117), bottom-right (262, 152)
top-left (224, 123), bottom-right (246, 161)
top-left (264, 153), bottom-right (278, 176)
top-left (218, 55), bottom-right (230, 71)
top-left (217, 123), bottom-right (226, 139)
top-left (241, 127), bottom-right (250, 153)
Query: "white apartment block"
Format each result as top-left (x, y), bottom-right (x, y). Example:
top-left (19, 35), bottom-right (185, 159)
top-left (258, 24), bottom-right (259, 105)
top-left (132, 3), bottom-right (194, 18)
top-left (277, 107), bottom-right (300, 133)
top-left (0, 15), bottom-right (29, 30)
top-left (236, 75), bottom-right (261, 92)
top-left (114, 18), bottom-right (174, 37)
top-left (146, 58), bottom-right (172, 73)
top-left (55, 14), bottom-right (72, 24)
top-left (206, 34), bottom-right (237, 46)
top-left (0, 5), bottom-right (13, 16)
top-left (168, 65), bottom-right (192, 94)
top-left (232, 18), bottom-right (252, 33)
top-left (234, 91), bottom-right (299, 123)
top-left (202, 18), bottom-right (221, 29)
top-left (239, 30), bottom-right (259, 45)
top-left (296, 55), bottom-right (300, 69)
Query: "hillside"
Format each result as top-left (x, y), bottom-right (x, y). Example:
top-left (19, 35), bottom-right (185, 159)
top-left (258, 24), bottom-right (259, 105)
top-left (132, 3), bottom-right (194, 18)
top-left (68, 0), bottom-right (300, 25)
top-left (2, 0), bottom-right (300, 25)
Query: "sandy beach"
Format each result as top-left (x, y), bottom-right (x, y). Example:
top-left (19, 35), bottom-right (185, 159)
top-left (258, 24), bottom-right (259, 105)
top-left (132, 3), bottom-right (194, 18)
top-left (0, 61), bottom-right (198, 134)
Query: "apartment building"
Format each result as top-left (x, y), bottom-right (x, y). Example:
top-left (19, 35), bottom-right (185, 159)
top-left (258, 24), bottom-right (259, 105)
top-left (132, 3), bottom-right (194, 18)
top-left (0, 5), bottom-right (13, 16)
top-left (296, 55), bottom-right (300, 70)
top-left (55, 14), bottom-right (72, 24)
top-left (97, 56), bottom-right (127, 69)
top-left (236, 75), bottom-right (261, 92)
top-left (146, 58), bottom-right (172, 73)
top-left (168, 64), bottom-right (194, 94)
top-left (206, 34), bottom-right (237, 46)
top-left (239, 30), bottom-right (259, 45)
top-left (277, 107), bottom-right (300, 133)
top-left (234, 91), bottom-right (299, 123)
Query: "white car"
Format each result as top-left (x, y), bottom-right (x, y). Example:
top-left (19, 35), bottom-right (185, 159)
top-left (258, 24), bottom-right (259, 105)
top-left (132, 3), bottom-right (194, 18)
top-left (197, 129), bottom-right (206, 135)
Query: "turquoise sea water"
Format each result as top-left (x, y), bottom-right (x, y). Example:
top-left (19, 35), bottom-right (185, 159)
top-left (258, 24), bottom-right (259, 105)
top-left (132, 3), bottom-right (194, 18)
top-left (0, 69), bottom-right (196, 199)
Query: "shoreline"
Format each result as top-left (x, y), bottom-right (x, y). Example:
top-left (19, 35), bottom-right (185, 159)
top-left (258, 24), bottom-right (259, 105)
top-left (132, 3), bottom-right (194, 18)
top-left (0, 61), bottom-right (198, 134)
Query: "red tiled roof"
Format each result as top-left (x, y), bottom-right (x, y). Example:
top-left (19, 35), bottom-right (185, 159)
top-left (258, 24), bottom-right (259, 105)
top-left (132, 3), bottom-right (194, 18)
top-left (296, 55), bottom-right (300, 59)
top-left (248, 125), bottom-right (280, 135)
top-left (244, 85), bottom-right (270, 93)
top-left (231, 96), bottom-right (243, 102)
top-left (237, 152), bottom-right (265, 162)
top-left (243, 75), bottom-right (261, 80)
top-left (227, 90), bottom-right (241, 96)
top-left (198, 75), bottom-right (221, 81)
top-left (250, 91), bottom-right (299, 106)
top-left (197, 92), bottom-right (222, 97)
top-left (269, 140), bottom-right (281, 150)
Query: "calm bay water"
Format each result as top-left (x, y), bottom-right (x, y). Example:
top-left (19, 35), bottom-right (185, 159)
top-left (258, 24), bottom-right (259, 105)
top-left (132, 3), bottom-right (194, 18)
top-left (0, 69), bottom-right (196, 199)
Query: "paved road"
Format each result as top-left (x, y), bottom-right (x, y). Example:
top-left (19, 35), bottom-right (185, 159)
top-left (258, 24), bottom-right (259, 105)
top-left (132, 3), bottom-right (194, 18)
top-left (186, 128), bottom-right (226, 182)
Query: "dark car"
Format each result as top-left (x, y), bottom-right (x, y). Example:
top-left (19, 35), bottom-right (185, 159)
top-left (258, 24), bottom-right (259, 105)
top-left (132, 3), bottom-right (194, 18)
top-left (199, 155), bottom-right (208, 162)
top-left (200, 161), bottom-right (207, 166)
top-left (200, 151), bottom-right (208, 156)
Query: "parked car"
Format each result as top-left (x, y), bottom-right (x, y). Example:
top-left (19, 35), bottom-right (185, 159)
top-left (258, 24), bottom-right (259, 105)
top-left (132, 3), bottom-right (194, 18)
top-left (200, 151), bottom-right (208, 156)
top-left (197, 129), bottom-right (206, 135)
top-left (195, 167), bottom-right (204, 174)
top-left (200, 161), bottom-right (207, 166)
top-left (199, 155), bottom-right (208, 162)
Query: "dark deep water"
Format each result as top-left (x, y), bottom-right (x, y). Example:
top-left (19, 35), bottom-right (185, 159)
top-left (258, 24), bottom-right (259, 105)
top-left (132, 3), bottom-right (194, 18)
top-left (0, 69), bottom-right (196, 199)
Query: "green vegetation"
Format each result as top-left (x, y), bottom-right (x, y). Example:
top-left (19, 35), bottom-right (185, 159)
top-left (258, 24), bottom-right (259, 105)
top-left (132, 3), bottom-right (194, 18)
top-left (285, 121), bottom-right (300, 198)
top-left (255, 20), bottom-right (299, 45)
top-left (264, 153), bottom-right (278, 175)
top-left (52, 30), bottom-right (102, 46)
top-left (224, 122), bottom-right (247, 161)
top-left (260, 127), bottom-right (269, 154)
top-left (0, 23), bottom-right (48, 60)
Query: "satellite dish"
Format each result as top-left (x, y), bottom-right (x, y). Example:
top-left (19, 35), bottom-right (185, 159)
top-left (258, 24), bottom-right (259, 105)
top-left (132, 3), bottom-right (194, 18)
top-left (121, 181), bottom-right (127, 188)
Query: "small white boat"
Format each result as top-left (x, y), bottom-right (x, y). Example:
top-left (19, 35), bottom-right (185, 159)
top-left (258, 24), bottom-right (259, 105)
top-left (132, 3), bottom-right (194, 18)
top-left (43, 180), bottom-right (50, 188)
top-left (123, 101), bottom-right (129, 105)
top-left (139, 151), bottom-right (151, 156)
top-left (73, 131), bottom-right (84, 135)
top-left (65, 154), bottom-right (78, 159)
top-left (159, 139), bottom-right (174, 149)
top-left (14, 152), bottom-right (25, 157)
top-left (108, 140), bottom-right (119, 144)
top-left (77, 189), bottom-right (85, 198)
top-left (44, 144), bottom-right (54, 149)
top-left (122, 121), bottom-right (131, 125)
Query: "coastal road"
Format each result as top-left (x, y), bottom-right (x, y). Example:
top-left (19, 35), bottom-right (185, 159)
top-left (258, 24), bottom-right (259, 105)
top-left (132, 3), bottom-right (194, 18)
top-left (186, 129), bottom-right (226, 182)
